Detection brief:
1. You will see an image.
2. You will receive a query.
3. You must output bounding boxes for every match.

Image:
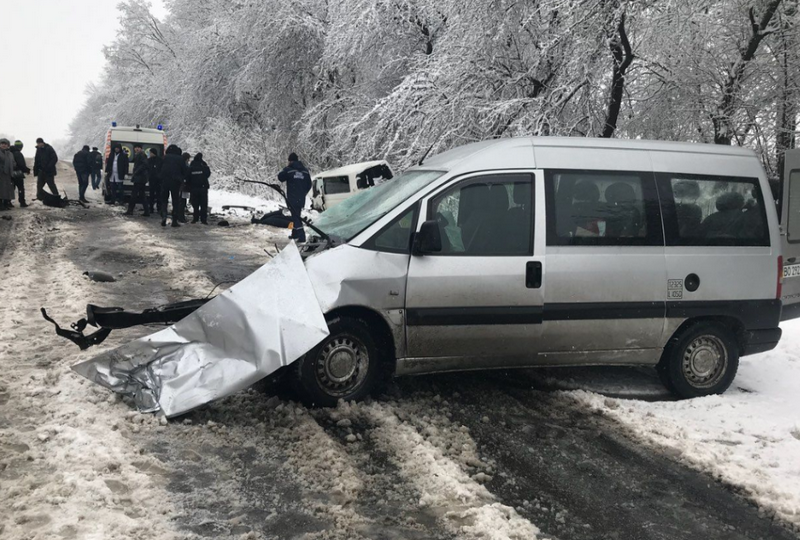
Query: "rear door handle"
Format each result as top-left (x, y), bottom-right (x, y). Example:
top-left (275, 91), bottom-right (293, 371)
top-left (526, 261), bottom-right (542, 289)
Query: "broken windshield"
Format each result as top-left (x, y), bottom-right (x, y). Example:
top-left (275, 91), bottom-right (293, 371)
top-left (312, 169), bottom-right (444, 241)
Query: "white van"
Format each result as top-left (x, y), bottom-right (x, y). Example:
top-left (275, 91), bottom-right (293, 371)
top-left (286, 137), bottom-right (798, 406)
top-left (311, 160), bottom-right (393, 211)
top-left (102, 124), bottom-right (167, 202)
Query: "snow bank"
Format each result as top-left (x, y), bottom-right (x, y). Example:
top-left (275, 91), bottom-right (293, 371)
top-left (569, 319), bottom-right (800, 531)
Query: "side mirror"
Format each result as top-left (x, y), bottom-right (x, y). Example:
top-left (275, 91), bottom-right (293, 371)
top-left (412, 220), bottom-right (442, 255)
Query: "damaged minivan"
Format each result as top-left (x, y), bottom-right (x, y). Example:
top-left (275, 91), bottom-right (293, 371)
top-left (291, 137), bottom-right (794, 405)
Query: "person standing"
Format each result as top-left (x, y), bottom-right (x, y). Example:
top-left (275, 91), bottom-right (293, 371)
top-left (72, 145), bottom-right (92, 203)
top-left (147, 148), bottom-right (162, 214)
top-left (33, 138), bottom-right (59, 200)
top-left (89, 146), bottom-right (103, 190)
top-left (278, 152), bottom-right (312, 242)
top-left (159, 145), bottom-right (188, 227)
top-left (188, 153), bottom-right (211, 224)
top-left (124, 144), bottom-right (150, 216)
top-left (10, 141), bottom-right (31, 207)
top-left (178, 152), bottom-right (191, 223)
top-left (0, 139), bottom-right (15, 210)
top-left (104, 144), bottom-right (128, 205)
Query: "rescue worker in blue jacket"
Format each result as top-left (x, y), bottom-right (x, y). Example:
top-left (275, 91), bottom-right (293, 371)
top-left (277, 152), bottom-right (312, 242)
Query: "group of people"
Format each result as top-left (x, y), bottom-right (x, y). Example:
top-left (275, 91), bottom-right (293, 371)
top-left (0, 137), bottom-right (63, 210)
top-left (103, 143), bottom-right (211, 227)
top-left (1, 135), bottom-right (312, 240)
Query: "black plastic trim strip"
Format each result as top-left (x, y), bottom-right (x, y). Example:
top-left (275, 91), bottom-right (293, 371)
top-left (407, 299), bottom-right (781, 330)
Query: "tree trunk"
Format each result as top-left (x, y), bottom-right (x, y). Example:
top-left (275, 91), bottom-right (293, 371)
top-left (713, 0), bottom-right (784, 145)
top-left (600, 13), bottom-right (634, 138)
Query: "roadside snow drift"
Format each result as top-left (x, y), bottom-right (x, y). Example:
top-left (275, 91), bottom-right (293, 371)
top-left (571, 319), bottom-right (800, 531)
top-left (72, 242), bottom-right (329, 417)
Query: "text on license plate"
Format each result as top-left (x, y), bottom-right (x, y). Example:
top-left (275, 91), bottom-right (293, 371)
top-left (784, 264), bottom-right (800, 279)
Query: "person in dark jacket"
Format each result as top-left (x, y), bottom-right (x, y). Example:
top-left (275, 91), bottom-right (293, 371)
top-left (147, 148), bottom-right (162, 214)
top-left (159, 145), bottom-right (188, 227)
top-left (177, 152), bottom-right (191, 222)
top-left (11, 141), bottom-right (31, 207)
top-left (104, 144), bottom-right (129, 205)
top-left (124, 144), bottom-right (150, 216)
top-left (0, 139), bottom-right (14, 210)
top-left (33, 138), bottom-right (60, 200)
top-left (188, 153), bottom-right (211, 224)
top-left (89, 147), bottom-right (103, 190)
top-left (278, 152), bottom-right (312, 241)
top-left (72, 145), bottom-right (92, 203)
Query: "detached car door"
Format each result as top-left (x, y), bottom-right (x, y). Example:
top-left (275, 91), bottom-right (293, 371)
top-left (405, 171), bottom-right (544, 369)
top-left (782, 149), bottom-right (800, 320)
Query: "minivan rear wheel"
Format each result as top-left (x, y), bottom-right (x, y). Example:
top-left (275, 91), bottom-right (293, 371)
top-left (658, 322), bottom-right (739, 399)
top-left (291, 316), bottom-right (382, 407)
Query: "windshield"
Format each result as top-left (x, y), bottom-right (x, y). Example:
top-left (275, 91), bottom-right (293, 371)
top-left (313, 169), bottom-right (444, 241)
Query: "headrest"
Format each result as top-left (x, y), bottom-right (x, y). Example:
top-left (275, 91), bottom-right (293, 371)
top-left (605, 182), bottom-right (636, 204)
top-left (573, 181), bottom-right (600, 203)
top-left (716, 191), bottom-right (745, 212)
top-left (673, 180), bottom-right (700, 199)
top-left (513, 182), bottom-right (531, 205)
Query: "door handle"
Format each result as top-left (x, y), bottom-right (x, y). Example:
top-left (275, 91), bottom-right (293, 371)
top-left (526, 262), bottom-right (542, 289)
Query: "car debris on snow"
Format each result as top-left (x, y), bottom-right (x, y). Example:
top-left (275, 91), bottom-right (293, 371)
top-left (71, 243), bottom-right (329, 417)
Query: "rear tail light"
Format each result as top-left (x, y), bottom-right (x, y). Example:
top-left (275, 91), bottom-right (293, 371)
top-left (777, 255), bottom-right (783, 300)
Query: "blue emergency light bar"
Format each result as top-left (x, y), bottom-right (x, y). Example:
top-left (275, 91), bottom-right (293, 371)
top-left (111, 121), bottom-right (117, 127)
top-left (157, 124), bottom-right (163, 131)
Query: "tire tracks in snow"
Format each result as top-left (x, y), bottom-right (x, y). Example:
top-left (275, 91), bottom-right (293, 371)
top-left (395, 370), bottom-right (800, 540)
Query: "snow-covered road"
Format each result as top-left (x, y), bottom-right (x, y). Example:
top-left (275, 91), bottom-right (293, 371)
top-left (1, 169), bottom-right (798, 540)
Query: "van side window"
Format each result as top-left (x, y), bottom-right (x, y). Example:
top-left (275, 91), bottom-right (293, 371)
top-left (429, 174), bottom-right (533, 256)
top-left (658, 174), bottom-right (770, 247)
top-left (365, 206), bottom-right (417, 253)
top-left (323, 176), bottom-right (350, 195)
top-left (545, 170), bottom-right (661, 246)
top-left (788, 170), bottom-right (800, 243)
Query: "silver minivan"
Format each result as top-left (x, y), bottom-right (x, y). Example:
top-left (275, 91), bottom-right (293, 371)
top-left (290, 137), bottom-right (798, 406)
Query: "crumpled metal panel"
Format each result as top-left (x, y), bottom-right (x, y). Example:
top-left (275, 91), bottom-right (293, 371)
top-left (72, 243), bottom-right (329, 418)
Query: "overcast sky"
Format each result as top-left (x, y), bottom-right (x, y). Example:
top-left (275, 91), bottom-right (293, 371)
top-left (0, 0), bottom-right (167, 156)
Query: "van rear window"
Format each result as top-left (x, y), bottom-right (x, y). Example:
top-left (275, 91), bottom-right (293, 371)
top-left (658, 174), bottom-right (769, 247)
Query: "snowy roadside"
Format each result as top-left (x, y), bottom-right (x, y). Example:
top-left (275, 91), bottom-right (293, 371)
top-left (0, 208), bottom-right (184, 539)
top-left (568, 319), bottom-right (800, 532)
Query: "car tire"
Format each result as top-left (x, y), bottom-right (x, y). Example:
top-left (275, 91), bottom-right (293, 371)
top-left (658, 321), bottom-right (739, 399)
top-left (291, 316), bottom-right (382, 407)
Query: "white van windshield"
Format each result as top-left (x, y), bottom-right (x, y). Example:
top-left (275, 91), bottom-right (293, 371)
top-left (313, 169), bottom-right (444, 241)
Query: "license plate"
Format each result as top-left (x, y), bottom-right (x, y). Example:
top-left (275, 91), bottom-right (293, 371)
top-left (784, 263), bottom-right (800, 279)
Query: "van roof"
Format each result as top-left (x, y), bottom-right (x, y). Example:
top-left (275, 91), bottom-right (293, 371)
top-left (313, 160), bottom-right (389, 179)
top-left (419, 136), bottom-right (758, 173)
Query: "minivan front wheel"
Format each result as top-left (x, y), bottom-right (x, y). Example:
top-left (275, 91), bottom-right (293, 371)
top-left (658, 322), bottom-right (739, 399)
top-left (292, 317), bottom-right (381, 407)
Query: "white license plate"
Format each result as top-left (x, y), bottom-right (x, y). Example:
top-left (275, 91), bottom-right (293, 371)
top-left (784, 263), bottom-right (800, 279)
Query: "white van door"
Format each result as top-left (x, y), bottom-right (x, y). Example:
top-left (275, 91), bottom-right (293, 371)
top-left (405, 172), bottom-right (543, 368)
top-left (782, 149), bottom-right (800, 320)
